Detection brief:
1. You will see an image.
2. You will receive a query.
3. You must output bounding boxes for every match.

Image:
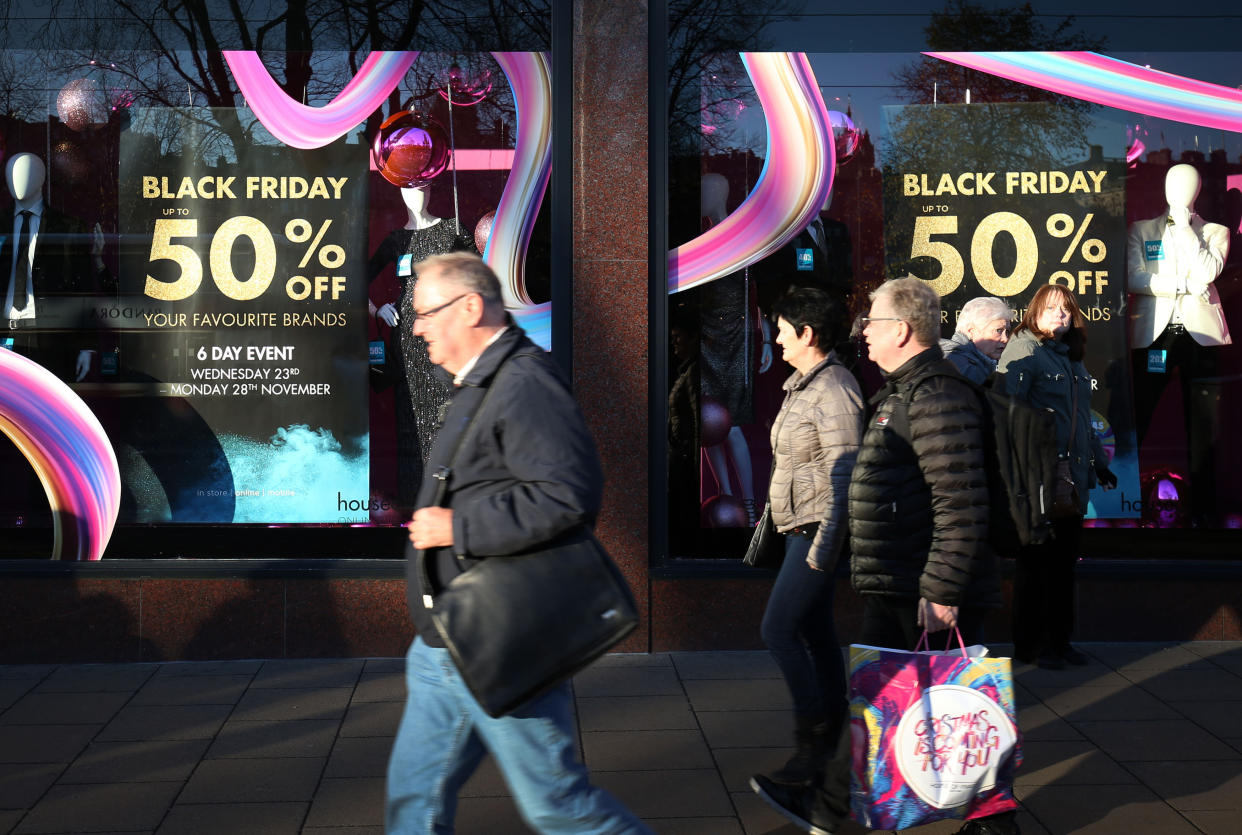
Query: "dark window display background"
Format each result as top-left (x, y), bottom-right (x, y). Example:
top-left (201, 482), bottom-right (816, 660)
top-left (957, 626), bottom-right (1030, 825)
top-left (664, 15), bottom-right (1242, 560)
top-left (0, 0), bottom-right (553, 559)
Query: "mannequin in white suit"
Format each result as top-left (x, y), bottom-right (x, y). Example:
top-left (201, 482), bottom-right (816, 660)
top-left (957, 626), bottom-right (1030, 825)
top-left (1126, 163), bottom-right (1232, 525)
top-left (1127, 163), bottom-right (1230, 349)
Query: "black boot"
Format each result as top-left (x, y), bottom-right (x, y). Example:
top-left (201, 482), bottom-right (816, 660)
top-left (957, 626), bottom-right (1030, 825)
top-left (750, 774), bottom-right (842, 834)
top-left (767, 715), bottom-right (832, 786)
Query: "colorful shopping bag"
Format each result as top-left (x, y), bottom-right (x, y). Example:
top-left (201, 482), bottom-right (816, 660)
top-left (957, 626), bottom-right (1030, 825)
top-left (848, 634), bottom-right (1022, 830)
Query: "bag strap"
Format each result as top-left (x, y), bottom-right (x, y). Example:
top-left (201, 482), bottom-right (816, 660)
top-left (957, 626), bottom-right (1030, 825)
top-left (429, 344), bottom-right (522, 508)
top-left (418, 342), bottom-right (520, 607)
top-left (914, 626), bottom-right (969, 657)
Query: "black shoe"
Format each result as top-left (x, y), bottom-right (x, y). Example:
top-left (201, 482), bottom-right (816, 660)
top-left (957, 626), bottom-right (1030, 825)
top-left (957, 813), bottom-right (1021, 834)
top-left (750, 774), bottom-right (839, 835)
top-left (1059, 646), bottom-right (1089, 666)
top-left (1012, 646), bottom-right (1037, 665)
top-left (767, 716), bottom-right (832, 786)
top-left (1036, 652), bottom-right (1066, 670)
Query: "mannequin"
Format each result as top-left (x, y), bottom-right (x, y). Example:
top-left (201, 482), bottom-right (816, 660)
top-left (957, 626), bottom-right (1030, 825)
top-left (2, 152), bottom-right (106, 382)
top-left (697, 172), bottom-right (758, 524)
top-left (1126, 163), bottom-right (1232, 525)
top-left (367, 183), bottom-right (476, 506)
top-left (753, 190), bottom-right (853, 323)
top-left (1, 152), bottom-right (107, 529)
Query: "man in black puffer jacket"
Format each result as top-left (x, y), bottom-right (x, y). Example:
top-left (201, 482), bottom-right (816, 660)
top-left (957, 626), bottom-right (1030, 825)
top-left (849, 280), bottom-right (1000, 642)
top-left (752, 278), bottom-right (1015, 835)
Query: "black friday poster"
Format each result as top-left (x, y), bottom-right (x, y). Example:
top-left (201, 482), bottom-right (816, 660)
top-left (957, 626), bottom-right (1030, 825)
top-left (111, 108), bottom-right (370, 523)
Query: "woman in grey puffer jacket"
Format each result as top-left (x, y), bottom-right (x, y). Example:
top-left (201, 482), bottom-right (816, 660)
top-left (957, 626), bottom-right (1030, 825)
top-left (997, 283), bottom-right (1117, 671)
top-left (756, 287), bottom-right (863, 789)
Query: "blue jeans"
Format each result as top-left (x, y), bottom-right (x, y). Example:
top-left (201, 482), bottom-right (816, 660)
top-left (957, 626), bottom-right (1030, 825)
top-left (760, 533), bottom-right (846, 722)
top-left (385, 637), bottom-right (652, 834)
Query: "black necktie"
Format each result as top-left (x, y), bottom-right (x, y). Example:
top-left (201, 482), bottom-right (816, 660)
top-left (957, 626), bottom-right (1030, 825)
top-left (810, 218), bottom-right (825, 251)
top-left (13, 210), bottom-right (32, 311)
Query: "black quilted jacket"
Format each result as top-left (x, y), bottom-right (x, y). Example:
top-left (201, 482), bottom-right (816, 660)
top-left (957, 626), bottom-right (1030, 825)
top-left (848, 347), bottom-right (1000, 608)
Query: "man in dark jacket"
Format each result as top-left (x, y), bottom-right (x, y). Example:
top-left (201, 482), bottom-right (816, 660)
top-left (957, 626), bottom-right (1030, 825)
top-left (386, 253), bottom-right (651, 834)
top-left (752, 278), bottom-right (1016, 835)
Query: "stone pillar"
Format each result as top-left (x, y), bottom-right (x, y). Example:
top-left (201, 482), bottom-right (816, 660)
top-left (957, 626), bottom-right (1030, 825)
top-left (573, 0), bottom-right (651, 650)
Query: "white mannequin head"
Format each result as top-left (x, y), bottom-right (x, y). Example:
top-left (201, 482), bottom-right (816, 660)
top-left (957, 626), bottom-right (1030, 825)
top-left (401, 183), bottom-right (431, 214)
top-left (6, 153), bottom-right (46, 204)
top-left (1165, 163), bottom-right (1201, 211)
top-left (400, 183), bottom-right (440, 229)
top-left (701, 173), bottom-right (728, 224)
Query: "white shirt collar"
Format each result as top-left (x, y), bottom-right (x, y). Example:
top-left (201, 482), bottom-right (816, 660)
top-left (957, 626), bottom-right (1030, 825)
top-left (453, 326), bottom-right (509, 386)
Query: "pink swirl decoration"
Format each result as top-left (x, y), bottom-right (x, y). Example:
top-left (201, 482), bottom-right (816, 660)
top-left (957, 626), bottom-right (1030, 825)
top-left (669, 52), bottom-right (835, 294)
top-left (488, 52), bottom-right (552, 310)
top-left (0, 350), bottom-right (121, 560)
top-left (927, 52), bottom-right (1242, 132)
top-left (225, 50), bottom-right (553, 348)
top-left (223, 51), bottom-right (418, 148)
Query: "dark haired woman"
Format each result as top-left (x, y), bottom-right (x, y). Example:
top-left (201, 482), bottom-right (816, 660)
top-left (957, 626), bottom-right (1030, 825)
top-left (997, 283), bottom-right (1117, 670)
top-left (755, 286), bottom-right (863, 787)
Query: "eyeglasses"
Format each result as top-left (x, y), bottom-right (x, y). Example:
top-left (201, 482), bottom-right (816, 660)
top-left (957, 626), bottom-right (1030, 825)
top-left (412, 294), bottom-right (469, 321)
top-left (859, 316), bottom-right (904, 328)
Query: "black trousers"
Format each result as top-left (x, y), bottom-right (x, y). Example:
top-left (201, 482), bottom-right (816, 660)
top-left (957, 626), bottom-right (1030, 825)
top-left (1011, 516), bottom-right (1082, 658)
top-left (858, 595), bottom-right (988, 651)
top-left (1130, 328), bottom-right (1220, 523)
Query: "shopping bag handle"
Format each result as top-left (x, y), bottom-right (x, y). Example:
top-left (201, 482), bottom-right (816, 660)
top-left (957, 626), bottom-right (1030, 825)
top-left (914, 627), bottom-right (969, 657)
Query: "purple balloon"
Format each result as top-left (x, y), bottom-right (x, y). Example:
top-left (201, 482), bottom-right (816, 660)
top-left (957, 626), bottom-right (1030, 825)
top-left (827, 110), bottom-right (860, 164)
top-left (371, 111), bottom-right (451, 188)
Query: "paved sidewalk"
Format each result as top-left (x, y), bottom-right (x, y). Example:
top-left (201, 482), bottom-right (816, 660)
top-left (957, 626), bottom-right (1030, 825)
top-left (1, 642), bottom-right (1240, 834)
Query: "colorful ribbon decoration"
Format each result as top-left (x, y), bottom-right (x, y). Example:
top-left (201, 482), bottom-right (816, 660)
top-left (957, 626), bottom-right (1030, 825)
top-left (488, 52), bottom-right (553, 312)
top-left (222, 51), bottom-right (419, 149)
top-left (0, 350), bottom-right (121, 560)
top-left (224, 49), bottom-right (553, 347)
top-left (668, 52), bottom-right (835, 294)
top-left (927, 52), bottom-right (1242, 133)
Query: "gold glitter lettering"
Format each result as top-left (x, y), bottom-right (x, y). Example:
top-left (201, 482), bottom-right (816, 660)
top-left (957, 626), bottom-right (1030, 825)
top-left (210, 216), bottom-right (275, 301)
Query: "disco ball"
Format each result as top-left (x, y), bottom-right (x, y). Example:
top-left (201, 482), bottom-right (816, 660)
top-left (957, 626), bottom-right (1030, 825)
top-left (474, 210), bottom-right (496, 254)
top-left (701, 494), bottom-right (749, 528)
top-left (52, 140), bottom-right (90, 182)
top-left (57, 78), bottom-right (110, 132)
top-left (371, 111), bottom-right (451, 188)
top-left (700, 396), bottom-right (732, 448)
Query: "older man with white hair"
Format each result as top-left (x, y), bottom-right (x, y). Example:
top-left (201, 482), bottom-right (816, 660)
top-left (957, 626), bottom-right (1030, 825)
top-left (940, 296), bottom-right (1013, 384)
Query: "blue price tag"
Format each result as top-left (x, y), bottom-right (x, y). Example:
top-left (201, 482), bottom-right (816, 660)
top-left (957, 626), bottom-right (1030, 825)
top-left (795, 247), bottom-right (814, 271)
top-left (1145, 240), bottom-right (1164, 261)
top-left (397, 253), bottom-right (413, 277)
top-left (102, 351), bottom-right (118, 375)
top-left (369, 340), bottom-right (386, 366)
top-left (1147, 349), bottom-right (1167, 373)
top-left (1, 337), bottom-right (13, 350)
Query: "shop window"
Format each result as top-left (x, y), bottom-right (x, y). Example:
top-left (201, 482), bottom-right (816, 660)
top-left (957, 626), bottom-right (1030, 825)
top-left (0, 2), bottom-right (552, 559)
top-left (664, 2), bottom-right (1242, 560)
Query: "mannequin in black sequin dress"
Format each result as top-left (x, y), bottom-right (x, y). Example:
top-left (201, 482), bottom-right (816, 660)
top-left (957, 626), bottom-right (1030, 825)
top-left (368, 185), bottom-right (476, 506)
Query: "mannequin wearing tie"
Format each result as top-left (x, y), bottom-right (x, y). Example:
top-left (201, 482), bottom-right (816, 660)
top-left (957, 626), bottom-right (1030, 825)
top-left (754, 192), bottom-right (852, 336)
top-left (2, 152), bottom-right (105, 381)
top-left (1127, 163), bottom-right (1232, 526)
